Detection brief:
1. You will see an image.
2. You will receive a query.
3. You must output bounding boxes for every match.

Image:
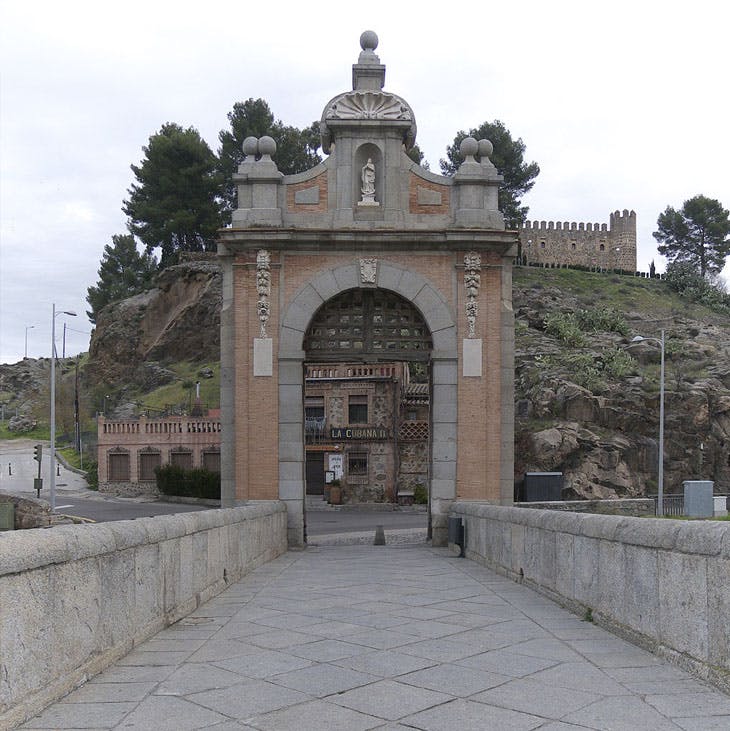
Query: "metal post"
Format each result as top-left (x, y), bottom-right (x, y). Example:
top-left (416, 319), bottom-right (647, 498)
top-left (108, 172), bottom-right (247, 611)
top-left (50, 304), bottom-right (57, 511)
top-left (657, 329), bottom-right (665, 516)
top-left (49, 305), bottom-right (76, 512)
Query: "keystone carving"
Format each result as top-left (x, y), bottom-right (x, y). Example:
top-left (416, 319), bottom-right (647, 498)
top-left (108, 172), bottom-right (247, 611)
top-left (360, 258), bottom-right (377, 284)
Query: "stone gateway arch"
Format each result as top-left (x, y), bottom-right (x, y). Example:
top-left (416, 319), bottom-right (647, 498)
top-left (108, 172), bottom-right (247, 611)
top-left (218, 32), bottom-right (517, 546)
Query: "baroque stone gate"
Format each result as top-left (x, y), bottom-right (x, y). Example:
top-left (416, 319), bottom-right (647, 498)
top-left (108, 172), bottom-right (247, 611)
top-left (219, 32), bottom-right (518, 546)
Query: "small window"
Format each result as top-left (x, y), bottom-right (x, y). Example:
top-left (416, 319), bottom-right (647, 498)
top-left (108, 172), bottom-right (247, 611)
top-left (305, 396), bottom-right (325, 420)
top-left (139, 452), bottom-right (161, 481)
top-left (348, 452), bottom-right (368, 476)
top-left (202, 451), bottom-right (221, 473)
top-left (108, 453), bottom-right (130, 481)
top-left (171, 450), bottom-right (193, 470)
top-left (540, 241), bottom-right (546, 249)
top-left (348, 395), bottom-right (368, 424)
top-left (571, 242), bottom-right (576, 250)
top-left (599, 244), bottom-right (605, 252)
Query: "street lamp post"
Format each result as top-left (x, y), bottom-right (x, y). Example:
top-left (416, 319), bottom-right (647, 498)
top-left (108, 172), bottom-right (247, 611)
top-left (25, 325), bottom-right (35, 358)
top-left (632, 330), bottom-right (665, 515)
top-left (50, 304), bottom-right (77, 511)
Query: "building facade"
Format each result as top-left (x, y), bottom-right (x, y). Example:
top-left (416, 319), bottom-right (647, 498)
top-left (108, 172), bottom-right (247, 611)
top-left (97, 412), bottom-right (221, 495)
top-left (304, 361), bottom-right (428, 504)
top-left (219, 32), bottom-right (518, 546)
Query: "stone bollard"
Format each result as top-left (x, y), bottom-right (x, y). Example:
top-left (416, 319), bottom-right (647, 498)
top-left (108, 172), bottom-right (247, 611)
top-left (373, 525), bottom-right (385, 545)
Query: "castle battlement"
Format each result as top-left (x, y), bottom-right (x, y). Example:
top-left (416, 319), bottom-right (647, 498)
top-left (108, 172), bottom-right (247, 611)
top-left (518, 209), bottom-right (637, 271)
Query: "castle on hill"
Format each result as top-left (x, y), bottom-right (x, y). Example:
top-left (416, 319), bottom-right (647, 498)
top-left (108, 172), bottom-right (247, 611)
top-left (518, 209), bottom-right (637, 271)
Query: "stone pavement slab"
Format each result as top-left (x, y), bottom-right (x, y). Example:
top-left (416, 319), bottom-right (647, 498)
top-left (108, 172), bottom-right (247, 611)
top-left (18, 545), bottom-right (730, 730)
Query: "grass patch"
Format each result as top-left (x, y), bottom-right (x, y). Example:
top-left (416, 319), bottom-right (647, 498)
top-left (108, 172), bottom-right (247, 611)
top-left (129, 361), bottom-right (220, 414)
top-left (0, 423), bottom-right (50, 441)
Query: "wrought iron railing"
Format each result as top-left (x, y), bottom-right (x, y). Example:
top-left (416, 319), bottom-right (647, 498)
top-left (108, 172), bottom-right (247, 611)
top-left (651, 494), bottom-right (684, 517)
top-left (304, 417), bottom-right (327, 443)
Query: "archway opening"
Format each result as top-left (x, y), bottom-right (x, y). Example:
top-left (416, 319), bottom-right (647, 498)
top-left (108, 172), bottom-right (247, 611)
top-left (302, 288), bottom-right (432, 536)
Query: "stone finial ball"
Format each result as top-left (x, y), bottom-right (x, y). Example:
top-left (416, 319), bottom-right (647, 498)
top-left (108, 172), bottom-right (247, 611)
top-left (242, 136), bottom-right (258, 157)
top-left (478, 139), bottom-right (494, 159)
top-left (360, 30), bottom-right (378, 52)
top-left (460, 136), bottom-right (479, 158)
top-left (258, 136), bottom-right (277, 157)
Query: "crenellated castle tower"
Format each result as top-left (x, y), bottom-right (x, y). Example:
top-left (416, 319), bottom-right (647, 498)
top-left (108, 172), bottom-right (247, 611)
top-left (518, 209), bottom-right (637, 271)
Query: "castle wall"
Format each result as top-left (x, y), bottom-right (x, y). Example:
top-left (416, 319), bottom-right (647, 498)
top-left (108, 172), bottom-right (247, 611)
top-left (519, 209), bottom-right (637, 271)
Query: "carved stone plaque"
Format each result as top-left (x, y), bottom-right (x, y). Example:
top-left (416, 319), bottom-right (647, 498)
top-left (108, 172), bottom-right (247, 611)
top-left (360, 258), bottom-right (377, 284)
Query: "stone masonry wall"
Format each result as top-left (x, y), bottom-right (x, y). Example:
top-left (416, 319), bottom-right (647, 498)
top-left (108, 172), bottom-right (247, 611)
top-left (519, 209), bottom-right (636, 271)
top-left (451, 502), bottom-right (730, 693)
top-left (0, 502), bottom-right (287, 730)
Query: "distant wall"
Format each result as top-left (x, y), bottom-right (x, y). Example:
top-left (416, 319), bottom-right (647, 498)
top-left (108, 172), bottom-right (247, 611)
top-left (518, 209), bottom-right (636, 272)
top-left (517, 498), bottom-right (654, 517)
top-left (451, 502), bottom-right (730, 693)
top-left (0, 502), bottom-right (287, 730)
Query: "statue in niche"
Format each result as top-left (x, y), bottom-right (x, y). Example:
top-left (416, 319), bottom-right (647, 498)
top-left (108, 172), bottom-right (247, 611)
top-left (358, 158), bottom-right (379, 206)
top-left (362, 158), bottom-right (375, 195)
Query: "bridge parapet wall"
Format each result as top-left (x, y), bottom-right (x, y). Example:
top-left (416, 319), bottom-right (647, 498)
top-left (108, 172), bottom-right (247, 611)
top-left (0, 502), bottom-right (287, 730)
top-left (451, 502), bottom-right (730, 693)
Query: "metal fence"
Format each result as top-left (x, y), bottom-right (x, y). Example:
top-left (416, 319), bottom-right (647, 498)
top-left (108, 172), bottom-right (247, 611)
top-left (651, 494), bottom-right (684, 517)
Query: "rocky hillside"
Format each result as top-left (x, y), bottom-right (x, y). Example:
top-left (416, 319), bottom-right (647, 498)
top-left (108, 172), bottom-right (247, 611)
top-left (4, 259), bottom-right (729, 497)
top-left (513, 267), bottom-right (730, 497)
top-left (85, 258), bottom-right (221, 390)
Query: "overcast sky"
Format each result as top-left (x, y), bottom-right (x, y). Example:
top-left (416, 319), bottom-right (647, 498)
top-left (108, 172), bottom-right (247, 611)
top-left (1, 0), bottom-right (728, 365)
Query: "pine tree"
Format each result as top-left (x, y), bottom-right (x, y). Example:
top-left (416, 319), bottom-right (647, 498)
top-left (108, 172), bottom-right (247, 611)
top-left (86, 235), bottom-right (157, 323)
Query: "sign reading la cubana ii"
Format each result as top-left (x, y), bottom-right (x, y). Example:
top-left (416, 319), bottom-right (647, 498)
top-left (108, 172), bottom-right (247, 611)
top-left (330, 427), bottom-right (389, 440)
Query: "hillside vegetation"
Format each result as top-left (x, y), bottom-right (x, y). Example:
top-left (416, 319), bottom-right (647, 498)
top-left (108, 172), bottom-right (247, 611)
top-left (513, 267), bottom-right (730, 497)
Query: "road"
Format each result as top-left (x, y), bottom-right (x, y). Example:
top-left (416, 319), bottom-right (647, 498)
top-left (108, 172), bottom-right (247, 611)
top-left (1, 439), bottom-right (427, 532)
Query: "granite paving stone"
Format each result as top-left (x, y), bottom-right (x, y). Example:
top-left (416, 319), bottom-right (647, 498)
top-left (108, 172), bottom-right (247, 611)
top-left (187, 679), bottom-right (309, 718)
top-left (398, 662), bottom-right (511, 696)
top-left (247, 698), bottom-right (381, 731)
top-left (18, 545), bottom-right (730, 730)
top-left (19, 702), bottom-right (136, 729)
top-left (267, 662), bottom-right (378, 696)
top-left (107, 695), bottom-right (228, 730)
top-left (285, 637), bottom-right (371, 662)
top-left (455, 647), bottom-right (560, 677)
top-left (330, 679), bottom-right (451, 721)
top-left (155, 663), bottom-right (247, 695)
top-left (400, 697), bottom-right (544, 731)
top-left (471, 677), bottom-right (602, 719)
top-left (562, 695), bottom-right (684, 730)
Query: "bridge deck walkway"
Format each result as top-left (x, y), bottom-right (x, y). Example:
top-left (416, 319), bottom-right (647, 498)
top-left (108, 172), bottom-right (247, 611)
top-left (20, 544), bottom-right (730, 730)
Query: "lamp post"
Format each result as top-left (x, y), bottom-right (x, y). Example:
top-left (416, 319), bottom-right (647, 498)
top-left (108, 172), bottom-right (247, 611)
top-left (50, 304), bottom-right (77, 511)
top-left (25, 325), bottom-right (35, 358)
top-left (632, 330), bottom-right (665, 515)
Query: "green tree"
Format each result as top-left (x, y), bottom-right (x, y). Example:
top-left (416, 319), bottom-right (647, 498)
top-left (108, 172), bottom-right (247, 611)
top-left (440, 120), bottom-right (540, 228)
top-left (123, 123), bottom-right (224, 268)
top-left (653, 195), bottom-right (730, 277)
top-left (406, 143), bottom-right (429, 169)
top-left (86, 234), bottom-right (157, 323)
top-left (217, 98), bottom-right (321, 217)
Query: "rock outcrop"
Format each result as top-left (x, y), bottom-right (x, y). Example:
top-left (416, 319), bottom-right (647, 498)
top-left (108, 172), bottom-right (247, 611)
top-left (86, 259), bottom-right (221, 388)
top-left (513, 271), bottom-right (730, 497)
